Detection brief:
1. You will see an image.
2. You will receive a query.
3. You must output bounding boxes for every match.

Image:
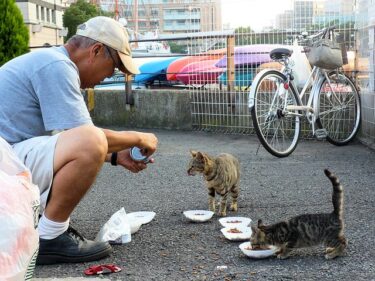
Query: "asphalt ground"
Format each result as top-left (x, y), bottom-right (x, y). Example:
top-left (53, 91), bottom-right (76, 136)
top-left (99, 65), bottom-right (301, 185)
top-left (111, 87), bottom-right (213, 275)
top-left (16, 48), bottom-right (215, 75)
top-left (33, 129), bottom-right (375, 281)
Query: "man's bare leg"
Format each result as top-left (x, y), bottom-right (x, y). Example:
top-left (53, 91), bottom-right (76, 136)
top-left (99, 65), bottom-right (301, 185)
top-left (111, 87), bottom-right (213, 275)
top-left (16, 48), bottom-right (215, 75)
top-left (37, 125), bottom-right (112, 265)
top-left (45, 125), bottom-right (108, 222)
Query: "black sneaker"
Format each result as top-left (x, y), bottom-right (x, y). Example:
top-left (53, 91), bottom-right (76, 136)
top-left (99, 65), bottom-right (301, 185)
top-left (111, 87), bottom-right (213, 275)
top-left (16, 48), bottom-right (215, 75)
top-left (36, 226), bottom-right (112, 265)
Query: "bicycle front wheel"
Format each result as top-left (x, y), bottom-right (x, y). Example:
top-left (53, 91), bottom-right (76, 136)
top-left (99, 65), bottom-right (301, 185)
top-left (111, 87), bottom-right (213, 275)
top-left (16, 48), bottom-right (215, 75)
top-left (251, 70), bottom-right (301, 157)
top-left (316, 72), bottom-right (361, 145)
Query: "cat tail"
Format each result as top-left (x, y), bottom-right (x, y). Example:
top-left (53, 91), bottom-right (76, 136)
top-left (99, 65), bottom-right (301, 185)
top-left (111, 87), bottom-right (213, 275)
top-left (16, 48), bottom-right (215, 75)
top-left (324, 169), bottom-right (343, 218)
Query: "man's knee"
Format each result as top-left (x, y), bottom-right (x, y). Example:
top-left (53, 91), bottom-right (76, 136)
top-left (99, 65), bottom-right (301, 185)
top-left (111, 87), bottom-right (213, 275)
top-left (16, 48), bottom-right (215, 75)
top-left (77, 126), bottom-right (108, 161)
top-left (57, 125), bottom-right (108, 165)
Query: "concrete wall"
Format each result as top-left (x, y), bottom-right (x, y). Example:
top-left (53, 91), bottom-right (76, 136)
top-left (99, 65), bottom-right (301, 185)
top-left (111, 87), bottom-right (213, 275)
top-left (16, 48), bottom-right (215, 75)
top-left (86, 89), bottom-right (192, 130)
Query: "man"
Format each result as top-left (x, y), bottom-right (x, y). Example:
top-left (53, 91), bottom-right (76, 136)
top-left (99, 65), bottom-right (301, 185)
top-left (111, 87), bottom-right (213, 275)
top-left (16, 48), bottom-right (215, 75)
top-left (0, 16), bottom-right (158, 265)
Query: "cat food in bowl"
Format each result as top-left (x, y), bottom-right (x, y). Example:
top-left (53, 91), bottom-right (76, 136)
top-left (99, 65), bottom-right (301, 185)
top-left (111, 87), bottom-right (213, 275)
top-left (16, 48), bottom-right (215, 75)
top-left (220, 226), bottom-right (252, 241)
top-left (219, 217), bottom-right (252, 228)
top-left (183, 210), bottom-right (214, 222)
top-left (239, 242), bottom-right (278, 258)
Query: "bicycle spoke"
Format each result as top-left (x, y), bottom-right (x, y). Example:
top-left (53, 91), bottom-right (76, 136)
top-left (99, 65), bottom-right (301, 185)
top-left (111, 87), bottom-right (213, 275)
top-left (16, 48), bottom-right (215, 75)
top-left (317, 73), bottom-right (360, 145)
top-left (251, 70), bottom-right (301, 157)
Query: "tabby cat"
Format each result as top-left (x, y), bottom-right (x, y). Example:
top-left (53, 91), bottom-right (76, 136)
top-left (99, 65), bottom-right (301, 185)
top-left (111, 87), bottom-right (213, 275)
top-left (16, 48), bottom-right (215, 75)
top-left (250, 169), bottom-right (347, 259)
top-left (187, 150), bottom-right (240, 217)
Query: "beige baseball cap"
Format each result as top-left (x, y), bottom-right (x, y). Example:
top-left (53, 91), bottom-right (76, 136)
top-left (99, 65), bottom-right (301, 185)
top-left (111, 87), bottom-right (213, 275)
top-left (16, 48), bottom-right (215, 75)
top-left (76, 16), bottom-right (140, 75)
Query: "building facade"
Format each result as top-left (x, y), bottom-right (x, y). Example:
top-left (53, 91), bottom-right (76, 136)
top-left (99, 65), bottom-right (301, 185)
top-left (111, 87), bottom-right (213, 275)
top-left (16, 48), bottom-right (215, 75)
top-left (15, 0), bottom-right (70, 48)
top-left (99, 0), bottom-right (222, 34)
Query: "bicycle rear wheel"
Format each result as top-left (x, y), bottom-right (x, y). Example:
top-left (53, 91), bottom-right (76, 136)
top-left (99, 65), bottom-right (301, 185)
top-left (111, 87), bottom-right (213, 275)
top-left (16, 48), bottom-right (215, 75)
top-left (251, 70), bottom-right (301, 157)
top-left (316, 72), bottom-right (361, 145)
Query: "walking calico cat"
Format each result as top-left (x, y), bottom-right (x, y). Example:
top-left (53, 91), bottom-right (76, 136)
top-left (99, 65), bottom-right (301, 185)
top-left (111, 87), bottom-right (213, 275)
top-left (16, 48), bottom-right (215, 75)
top-left (187, 150), bottom-right (240, 217)
top-left (250, 169), bottom-right (347, 259)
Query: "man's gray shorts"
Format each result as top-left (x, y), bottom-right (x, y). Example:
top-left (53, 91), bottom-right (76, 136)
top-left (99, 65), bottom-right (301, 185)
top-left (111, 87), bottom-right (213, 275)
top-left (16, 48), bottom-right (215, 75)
top-left (12, 134), bottom-right (60, 213)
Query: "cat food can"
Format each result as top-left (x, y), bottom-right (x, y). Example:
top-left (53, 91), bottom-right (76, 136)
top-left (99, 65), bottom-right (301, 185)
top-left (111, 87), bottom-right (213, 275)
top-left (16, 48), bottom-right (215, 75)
top-left (130, 147), bottom-right (150, 163)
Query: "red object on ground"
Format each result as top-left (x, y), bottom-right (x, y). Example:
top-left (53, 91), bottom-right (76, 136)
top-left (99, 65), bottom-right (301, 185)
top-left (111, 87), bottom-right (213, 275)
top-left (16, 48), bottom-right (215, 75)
top-left (84, 264), bottom-right (122, 275)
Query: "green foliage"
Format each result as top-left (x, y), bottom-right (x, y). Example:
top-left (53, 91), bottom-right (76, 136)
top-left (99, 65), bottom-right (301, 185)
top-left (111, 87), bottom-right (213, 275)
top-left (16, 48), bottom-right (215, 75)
top-left (0, 0), bottom-right (29, 66)
top-left (235, 26), bottom-right (289, 45)
top-left (168, 42), bottom-right (187, 54)
top-left (63, 0), bottom-right (113, 41)
top-left (235, 26), bottom-right (254, 46)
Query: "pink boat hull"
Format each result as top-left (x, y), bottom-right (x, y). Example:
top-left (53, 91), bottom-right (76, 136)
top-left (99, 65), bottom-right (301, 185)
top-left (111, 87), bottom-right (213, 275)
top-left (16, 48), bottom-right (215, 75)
top-left (176, 59), bottom-right (224, 85)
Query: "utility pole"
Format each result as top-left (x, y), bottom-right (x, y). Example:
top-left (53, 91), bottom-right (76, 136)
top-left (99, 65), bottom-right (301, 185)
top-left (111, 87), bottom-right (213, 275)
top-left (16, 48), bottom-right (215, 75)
top-left (115, 0), bottom-right (119, 20)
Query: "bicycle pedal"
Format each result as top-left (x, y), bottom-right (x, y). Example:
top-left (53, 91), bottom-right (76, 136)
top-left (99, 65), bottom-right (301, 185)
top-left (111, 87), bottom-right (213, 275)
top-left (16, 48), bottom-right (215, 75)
top-left (315, 129), bottom-right (328, 140)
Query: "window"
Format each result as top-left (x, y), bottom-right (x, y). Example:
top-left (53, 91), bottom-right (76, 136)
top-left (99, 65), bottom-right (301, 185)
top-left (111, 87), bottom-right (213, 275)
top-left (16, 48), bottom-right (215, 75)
top-left (151, 9), bottom-right (159, 16)
top-left (52, 10), bottom-right (56, 24)
top-left (41, 7), bottom-right (45, 21)
top-left (36, 5), bottom-right (39, 20)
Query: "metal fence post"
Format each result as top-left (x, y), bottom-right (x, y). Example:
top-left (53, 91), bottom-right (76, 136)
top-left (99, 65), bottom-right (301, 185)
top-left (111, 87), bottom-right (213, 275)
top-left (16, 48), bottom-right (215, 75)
top-left (125, 74), bottom-right (134, 106)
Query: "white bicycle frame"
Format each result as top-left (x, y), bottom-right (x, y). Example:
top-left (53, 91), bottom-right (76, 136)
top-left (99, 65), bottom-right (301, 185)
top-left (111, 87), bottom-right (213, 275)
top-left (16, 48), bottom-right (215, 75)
top-left (248, 64), bottom-right (335, 135)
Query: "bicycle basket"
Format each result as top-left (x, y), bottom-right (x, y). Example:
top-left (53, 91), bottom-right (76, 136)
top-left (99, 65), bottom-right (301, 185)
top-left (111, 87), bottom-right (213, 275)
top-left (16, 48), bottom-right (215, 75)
top-left (305, 29), bottom-right (343, 69)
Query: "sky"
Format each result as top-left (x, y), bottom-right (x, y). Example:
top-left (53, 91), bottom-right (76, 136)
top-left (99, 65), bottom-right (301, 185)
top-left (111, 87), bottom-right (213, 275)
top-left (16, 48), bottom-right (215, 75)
top-left (221, 0), bottom-right (294, 31)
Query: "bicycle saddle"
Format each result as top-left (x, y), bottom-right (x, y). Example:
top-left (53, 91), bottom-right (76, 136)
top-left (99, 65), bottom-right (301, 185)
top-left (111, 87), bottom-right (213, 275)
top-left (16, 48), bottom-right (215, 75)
top-left (270, 48), bottom-right (293, 60)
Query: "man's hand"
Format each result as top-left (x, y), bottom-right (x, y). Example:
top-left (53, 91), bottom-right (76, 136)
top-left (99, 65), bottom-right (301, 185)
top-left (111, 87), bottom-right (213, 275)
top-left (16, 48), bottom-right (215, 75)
top-left (117, 149), bottom-right (154, 173)
top-left (138, 133), bottom-right (158, 158)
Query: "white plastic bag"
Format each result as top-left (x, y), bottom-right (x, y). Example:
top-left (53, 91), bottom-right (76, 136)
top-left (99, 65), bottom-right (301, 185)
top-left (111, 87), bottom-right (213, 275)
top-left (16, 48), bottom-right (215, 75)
top-left (95, 207), bottom-right (131, 244)
top-left (290, 41), bottom-right (312, 89)
top-left (0, 137), bottom-right (40, 281)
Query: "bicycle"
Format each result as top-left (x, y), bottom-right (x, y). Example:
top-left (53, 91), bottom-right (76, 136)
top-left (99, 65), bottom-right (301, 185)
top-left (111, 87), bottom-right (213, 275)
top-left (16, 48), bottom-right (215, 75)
top-left (248, 26), bottom-right (361, 157)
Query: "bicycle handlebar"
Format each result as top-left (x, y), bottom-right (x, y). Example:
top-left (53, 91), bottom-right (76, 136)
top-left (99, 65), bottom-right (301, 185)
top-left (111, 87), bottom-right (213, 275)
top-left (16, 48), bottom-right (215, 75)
top-left (298, 25), bottom-right (337, 42)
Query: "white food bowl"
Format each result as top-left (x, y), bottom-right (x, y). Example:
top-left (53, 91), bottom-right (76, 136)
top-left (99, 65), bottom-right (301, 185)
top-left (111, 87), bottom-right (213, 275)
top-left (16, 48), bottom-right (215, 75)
top-left (239, 241), bottom-right (278, 259)
top-left (218, 217), bottom-right (252, 228)
top-left (126, 211), bottom-right (156, 225)
top-left (183, 210), bottom-right (214, 222)
top-left (220, 226), bottom-right (252, 241)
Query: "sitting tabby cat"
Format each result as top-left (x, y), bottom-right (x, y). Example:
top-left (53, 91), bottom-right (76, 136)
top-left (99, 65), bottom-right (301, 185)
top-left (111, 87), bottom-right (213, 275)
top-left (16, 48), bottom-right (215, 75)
top-left (187, 150), bottom-right (240, 217)
top-left (250, 169), bottom-right (347, 260)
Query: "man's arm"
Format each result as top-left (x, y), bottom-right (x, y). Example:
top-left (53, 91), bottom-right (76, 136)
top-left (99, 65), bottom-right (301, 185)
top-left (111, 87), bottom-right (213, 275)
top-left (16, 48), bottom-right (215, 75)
top-left (101, 128), bottom-right (158, 157)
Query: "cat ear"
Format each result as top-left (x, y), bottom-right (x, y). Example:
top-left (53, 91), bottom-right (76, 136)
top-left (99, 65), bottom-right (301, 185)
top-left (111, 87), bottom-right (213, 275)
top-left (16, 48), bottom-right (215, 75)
top-left (201, 153), bottom-right (210, 163)
top-left (257, 219), bottom-right (264, 227)
top-left (196, 151), bottom-right (204, 160)
top-left (190, 150), bottom-right (197, 157)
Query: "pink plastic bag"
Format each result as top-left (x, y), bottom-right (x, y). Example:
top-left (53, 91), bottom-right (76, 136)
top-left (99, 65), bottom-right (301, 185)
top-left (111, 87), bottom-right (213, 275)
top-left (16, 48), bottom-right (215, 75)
top-left (0, 137), bottom-right (40, 281)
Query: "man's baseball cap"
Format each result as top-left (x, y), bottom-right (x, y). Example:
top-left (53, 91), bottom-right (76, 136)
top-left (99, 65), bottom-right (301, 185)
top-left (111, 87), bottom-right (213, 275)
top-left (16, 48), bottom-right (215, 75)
top-left (76, 16), bottom-right (140, 75)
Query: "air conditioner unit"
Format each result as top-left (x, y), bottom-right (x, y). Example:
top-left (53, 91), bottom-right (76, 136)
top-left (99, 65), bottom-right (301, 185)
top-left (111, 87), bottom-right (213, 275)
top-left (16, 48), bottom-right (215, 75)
top-left (32, 24), bottom-right (42, 33)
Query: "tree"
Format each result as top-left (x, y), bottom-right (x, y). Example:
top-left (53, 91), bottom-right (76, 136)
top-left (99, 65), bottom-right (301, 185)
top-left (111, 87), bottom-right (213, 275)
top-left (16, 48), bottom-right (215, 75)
top-left (235, 26), bottom-right (255, 46)
top-left (0, 0), bottom-right (29, 66)
top-left (169, 42), bottom-right (187, 54)
top-left (63, 0), bottom-right (113, 41)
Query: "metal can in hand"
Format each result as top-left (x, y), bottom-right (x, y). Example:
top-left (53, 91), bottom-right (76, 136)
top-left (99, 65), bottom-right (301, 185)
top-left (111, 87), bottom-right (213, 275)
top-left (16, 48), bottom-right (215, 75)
top-left (130, 147), bottom-right (150, 163)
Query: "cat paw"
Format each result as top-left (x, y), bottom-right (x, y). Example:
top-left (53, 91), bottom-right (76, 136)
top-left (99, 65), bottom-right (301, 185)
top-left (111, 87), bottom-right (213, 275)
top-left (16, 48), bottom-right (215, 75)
top-left (218, 212), bottom-right (227, 217)
top-left (229, 204), bottom-right (238, 212)
top-left (325, 247), bottom-right (334, 254)
top-left (277, 254), bottom-right (289, 260)
top-left (325, 254), bottom-right (337, 260)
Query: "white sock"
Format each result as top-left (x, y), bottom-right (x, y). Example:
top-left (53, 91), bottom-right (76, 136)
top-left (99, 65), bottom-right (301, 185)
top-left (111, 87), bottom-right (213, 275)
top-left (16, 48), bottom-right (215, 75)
top-left (38, 213), bottom-right (70, 240)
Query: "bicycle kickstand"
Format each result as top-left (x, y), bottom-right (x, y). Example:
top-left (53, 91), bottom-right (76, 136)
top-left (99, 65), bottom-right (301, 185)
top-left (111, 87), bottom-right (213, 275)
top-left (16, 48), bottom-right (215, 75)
top-left (312, 122), bottom-right (328, 140)
top-left (314, 128), bottom-right (328, 140)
